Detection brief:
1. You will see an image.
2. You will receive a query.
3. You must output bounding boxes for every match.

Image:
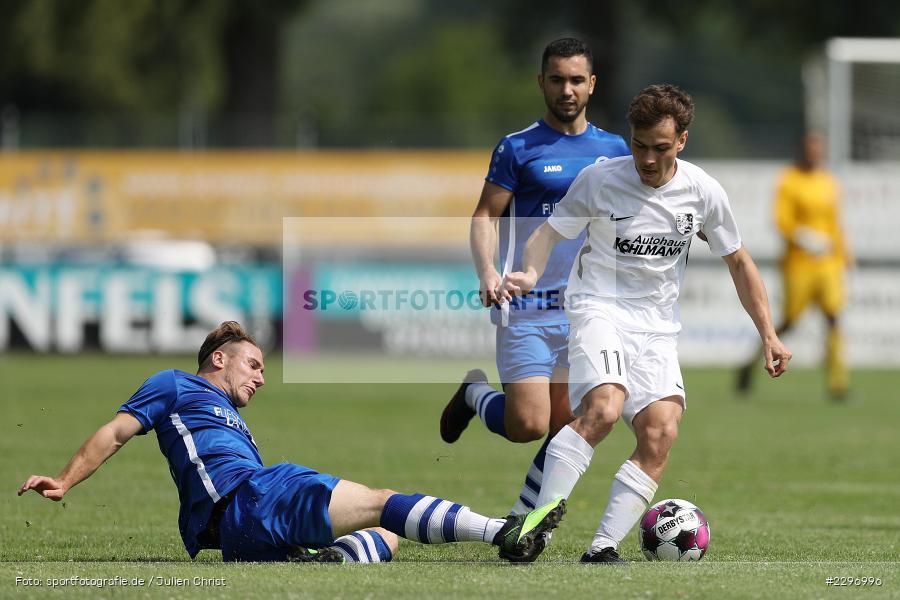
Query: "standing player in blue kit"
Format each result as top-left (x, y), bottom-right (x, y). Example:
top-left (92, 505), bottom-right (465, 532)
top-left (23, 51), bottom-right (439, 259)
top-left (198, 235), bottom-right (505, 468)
top-left (440, 38), bottom-right (630, 516)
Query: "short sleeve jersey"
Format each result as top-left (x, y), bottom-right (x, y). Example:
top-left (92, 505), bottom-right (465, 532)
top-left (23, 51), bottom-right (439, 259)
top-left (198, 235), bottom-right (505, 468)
top-left (118, 370), bottom-right (263, 557)
top-left (548, 156), bottom-right (742, 333)
top-left (486, 120), bottom-right (630, 326)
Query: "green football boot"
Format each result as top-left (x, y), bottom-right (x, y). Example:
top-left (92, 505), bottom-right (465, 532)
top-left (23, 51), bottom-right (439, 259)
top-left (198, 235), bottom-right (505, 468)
top-left (493, 498), bottom-right (566, 563)
top-left (286, 546), bottom-right (346, 563)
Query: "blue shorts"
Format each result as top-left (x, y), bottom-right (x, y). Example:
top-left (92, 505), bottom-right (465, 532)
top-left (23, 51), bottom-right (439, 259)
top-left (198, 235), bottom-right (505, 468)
top-left (495, 324), bottom-right (569, 383)
top-left (219, 463), bottom-right (341, 562)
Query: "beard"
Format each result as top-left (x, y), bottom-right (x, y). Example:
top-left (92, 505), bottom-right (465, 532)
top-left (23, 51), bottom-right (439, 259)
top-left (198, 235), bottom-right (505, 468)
top-left (545, 97), bottom-right (585, 124)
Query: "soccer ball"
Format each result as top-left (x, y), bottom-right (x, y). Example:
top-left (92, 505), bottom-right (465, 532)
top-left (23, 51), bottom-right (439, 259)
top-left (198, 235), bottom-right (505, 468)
top-left (638, 498), bottom-right (710, 561)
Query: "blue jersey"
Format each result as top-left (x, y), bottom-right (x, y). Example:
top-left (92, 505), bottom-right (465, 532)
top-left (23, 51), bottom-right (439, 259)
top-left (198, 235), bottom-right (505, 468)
top-left (118, 369), bottom-right (263, 558)
top-left (486, 119), bottom-right (630, 325)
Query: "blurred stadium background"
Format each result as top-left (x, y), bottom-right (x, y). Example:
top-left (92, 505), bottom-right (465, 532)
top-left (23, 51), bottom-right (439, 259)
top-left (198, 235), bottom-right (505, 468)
top-left (2, 1), bottom-right (900, 594)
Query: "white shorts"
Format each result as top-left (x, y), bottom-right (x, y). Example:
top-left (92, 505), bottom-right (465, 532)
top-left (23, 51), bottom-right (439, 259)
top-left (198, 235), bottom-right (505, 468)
top-left (567, 311), bottom-right (686, 427)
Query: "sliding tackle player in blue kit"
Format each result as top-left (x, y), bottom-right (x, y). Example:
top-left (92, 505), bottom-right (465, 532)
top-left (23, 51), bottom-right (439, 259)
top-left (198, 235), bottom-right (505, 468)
top-left (440, 38), bottom-right (629, 516)
top-left (19, 322), bottom-right (565, 563)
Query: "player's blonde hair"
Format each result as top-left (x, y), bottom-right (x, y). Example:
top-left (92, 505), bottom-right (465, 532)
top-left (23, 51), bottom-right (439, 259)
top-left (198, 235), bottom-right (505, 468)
top-left (197, 321), bottom-right (259, 370)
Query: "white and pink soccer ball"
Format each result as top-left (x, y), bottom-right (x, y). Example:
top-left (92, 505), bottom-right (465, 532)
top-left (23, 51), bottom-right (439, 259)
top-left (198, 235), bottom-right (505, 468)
top-left (639, 498), bottom-right (710, 561)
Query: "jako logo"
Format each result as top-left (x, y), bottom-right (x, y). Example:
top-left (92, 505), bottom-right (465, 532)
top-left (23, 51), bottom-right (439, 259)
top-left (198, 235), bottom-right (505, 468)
top-left (543, 164), bottom-right (563, 173)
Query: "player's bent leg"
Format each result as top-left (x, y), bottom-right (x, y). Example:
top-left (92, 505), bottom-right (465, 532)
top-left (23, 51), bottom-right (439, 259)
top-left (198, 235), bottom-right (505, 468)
top-left (503, 377), bottom-right (552, 442)
top-left (329, 478), bottom-right (564, 561)
top-left (440, 374), bottom-right (553, 445)
top-left (452, 325), bottom-right (556, 443)
top-left (629, 396), bottom-right (683, 480)
top-left (533, 384), bottom-right (625, 508)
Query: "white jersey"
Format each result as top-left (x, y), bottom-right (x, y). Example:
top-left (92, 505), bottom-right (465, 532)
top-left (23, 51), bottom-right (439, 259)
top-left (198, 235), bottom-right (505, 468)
top-left (547, 156), bottom-right (742, 334)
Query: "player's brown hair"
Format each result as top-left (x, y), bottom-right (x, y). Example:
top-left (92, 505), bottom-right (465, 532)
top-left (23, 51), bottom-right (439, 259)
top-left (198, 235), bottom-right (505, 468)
top-left (197, 321), bottom-right (259, 370)
top-left (627, 84), bottom-right (694, 134)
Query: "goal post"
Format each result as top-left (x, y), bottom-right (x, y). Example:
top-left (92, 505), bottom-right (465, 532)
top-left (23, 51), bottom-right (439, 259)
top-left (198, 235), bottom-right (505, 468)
top-left (806, 37), bottom-right (900, 165)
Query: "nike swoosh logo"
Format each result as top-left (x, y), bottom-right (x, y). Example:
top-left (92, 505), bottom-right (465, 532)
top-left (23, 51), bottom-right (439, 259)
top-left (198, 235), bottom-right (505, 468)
top-left (610, 214), bottom-right (634, 221)
top-left (675, 383), bottom-right (684, 390)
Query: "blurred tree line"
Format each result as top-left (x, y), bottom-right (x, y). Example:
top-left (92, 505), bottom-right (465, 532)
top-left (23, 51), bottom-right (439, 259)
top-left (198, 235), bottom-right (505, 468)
top-left (1, 0), bottom-right (899, 156)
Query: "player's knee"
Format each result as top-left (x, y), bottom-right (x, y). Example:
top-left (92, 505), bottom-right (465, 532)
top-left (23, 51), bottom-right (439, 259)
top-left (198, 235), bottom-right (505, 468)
top-left (575, 404), bottom-right (619, 441)
top-left (505, 415), bottom-right (548, 442)
top-left (372, 488), bottom-right (396, 510)
top-left (585, 402), bottom-right (621, 429)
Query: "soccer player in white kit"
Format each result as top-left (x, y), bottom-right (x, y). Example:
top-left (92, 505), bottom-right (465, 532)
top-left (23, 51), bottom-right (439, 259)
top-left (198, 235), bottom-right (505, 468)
top-left (499, 84), bottom-right (792, 563)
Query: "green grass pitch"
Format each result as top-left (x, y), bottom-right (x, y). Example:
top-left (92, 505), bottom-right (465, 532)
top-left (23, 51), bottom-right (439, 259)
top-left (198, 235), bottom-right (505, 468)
top-left (1, 353), bottom-right (898, 598)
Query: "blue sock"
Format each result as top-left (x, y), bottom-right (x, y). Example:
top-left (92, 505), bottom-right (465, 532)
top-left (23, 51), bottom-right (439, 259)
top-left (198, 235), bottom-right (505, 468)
top-left (470, 387), bottom-right (507, 438)
top-left (380, 493), bottom-right (504, 544)
top-left (331, 530), bottom-right (393, 563)
top-left (510, 436), bottom-right (551, 515)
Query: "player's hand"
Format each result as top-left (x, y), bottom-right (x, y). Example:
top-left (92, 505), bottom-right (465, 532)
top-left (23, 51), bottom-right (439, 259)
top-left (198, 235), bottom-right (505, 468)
top-left (794, 226), bottom-right (832, 256)
top-left (18, 475), bottom-right (67, 501)
top-left (762, 336), bottom-right (792, 378)
top-left (498, 270), bottom-right (537, 301)
top-left (478, 269), bottom-right (503, 308)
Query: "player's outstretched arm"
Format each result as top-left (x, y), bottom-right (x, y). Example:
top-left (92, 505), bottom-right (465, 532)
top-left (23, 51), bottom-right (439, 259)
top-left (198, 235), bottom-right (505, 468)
top-left (722, 246), bottom-right (792, 377)
top-left (17, 412), bottom-right (143, 501)
top-left (471, 182), bottom-right (514, 307)
top-left (499, 222), bottom-right (565, 300)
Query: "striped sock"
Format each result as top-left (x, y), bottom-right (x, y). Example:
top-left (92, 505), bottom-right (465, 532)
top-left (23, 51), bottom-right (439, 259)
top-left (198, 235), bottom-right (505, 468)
top-left (380, 493), bottom-right (506, 544)
top-left (509, 436), bottom-right (551, 515)
top-left (330, 530), bottom-right (393, 563)
top-left (466, 384), bottom-right (507, 438)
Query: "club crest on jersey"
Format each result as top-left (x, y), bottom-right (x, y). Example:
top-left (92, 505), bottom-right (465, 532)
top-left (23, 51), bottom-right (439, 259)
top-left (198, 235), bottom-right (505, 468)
top-left (675, 213), bottom-right (694, 235)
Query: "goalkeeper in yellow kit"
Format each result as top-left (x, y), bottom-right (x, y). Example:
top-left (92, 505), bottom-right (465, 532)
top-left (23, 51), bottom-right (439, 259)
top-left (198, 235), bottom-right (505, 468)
top-left (737, 132), bottom-right (852, 400)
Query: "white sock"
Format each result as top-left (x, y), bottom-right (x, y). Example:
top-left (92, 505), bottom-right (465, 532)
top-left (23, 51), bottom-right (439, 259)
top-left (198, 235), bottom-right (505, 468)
top-left (535, 425), bottom-right (594, 507)
top-left (589, 460), bottom-right (658, 552)
top-left (465, 383), bottom-right (495, 411)
top-left (454, 507), bottom-right (507, 543)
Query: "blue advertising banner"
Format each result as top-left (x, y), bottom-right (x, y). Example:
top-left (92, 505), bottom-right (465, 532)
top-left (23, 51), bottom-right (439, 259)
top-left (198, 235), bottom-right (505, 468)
top-left (0, 264), bottom-right (282, 352)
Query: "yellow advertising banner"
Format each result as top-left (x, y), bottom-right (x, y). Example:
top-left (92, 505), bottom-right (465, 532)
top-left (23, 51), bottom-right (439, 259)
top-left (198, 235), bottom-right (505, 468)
top-left (0, 151), bottom-right (486, 245)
